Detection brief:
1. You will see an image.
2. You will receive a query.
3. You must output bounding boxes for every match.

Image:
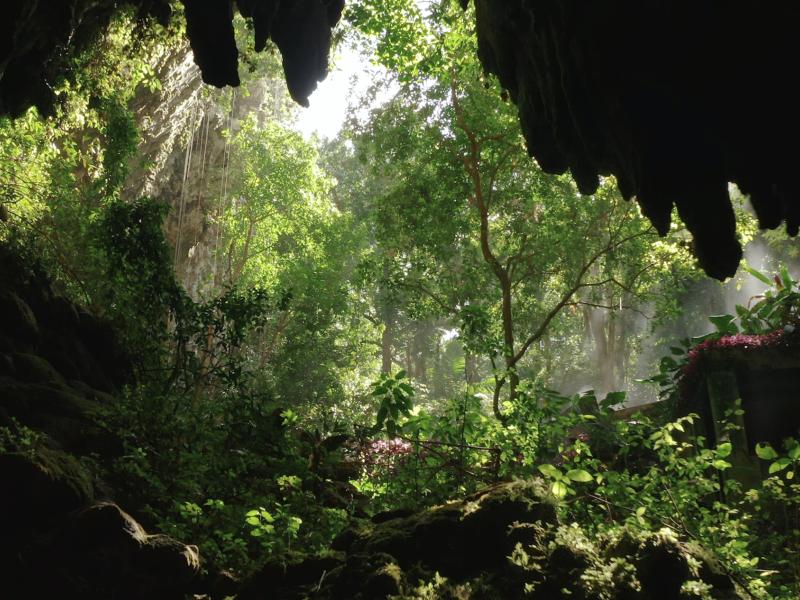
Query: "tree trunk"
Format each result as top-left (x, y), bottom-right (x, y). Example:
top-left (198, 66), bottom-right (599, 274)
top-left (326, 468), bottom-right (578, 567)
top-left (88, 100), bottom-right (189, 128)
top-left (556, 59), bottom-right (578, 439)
top-left (381, 320), bottom-right (393, 374)
top-left (465, 351), bottom-right (480, 384)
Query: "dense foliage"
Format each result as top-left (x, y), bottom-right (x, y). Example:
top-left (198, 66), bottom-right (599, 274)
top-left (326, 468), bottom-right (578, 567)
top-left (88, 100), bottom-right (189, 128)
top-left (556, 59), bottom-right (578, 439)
top-left (1, 1), bottom-right (799, 597)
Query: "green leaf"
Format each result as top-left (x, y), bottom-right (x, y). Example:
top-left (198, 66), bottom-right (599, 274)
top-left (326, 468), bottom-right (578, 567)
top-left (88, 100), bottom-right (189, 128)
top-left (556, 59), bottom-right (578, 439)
top-left (375, 405), bottom-right (388, 427)
top-left (712, 459), bottom-right (731, 470)
top-left (744, 265), bottom-right (774, 286)
top-left (756, 443), bottom-right (779, 460)
top-left (709, 314), bottom-right (738, 335)
top-left (566, 469), bottom-right (593, 483)
top-left (551, 480), bottom-right (568, 499)
top-left (259, 510), bottom-right (274, 522)
top-left (780, 265), bottom-right (793, 290)
top-left (395, 369), bottom-right (407, 380)
top-left (769, 458), bottom-right (791, 474)
top-left (538, 463), bottom-right (561, 480)
top-left (246, 516), bottom-right (261, 526)
top-left (635, 506), bottom-right (646, 517)
top-left (691, 332), bottom-right (716, 344)
top-left (716, 442), bottom-right (732, 458)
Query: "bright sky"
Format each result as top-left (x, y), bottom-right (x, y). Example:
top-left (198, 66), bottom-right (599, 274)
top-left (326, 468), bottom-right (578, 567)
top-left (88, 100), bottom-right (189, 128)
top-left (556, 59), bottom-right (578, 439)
top-left (294, 0), bottom-right (431, 140)
top-left (292, 44), bottom-right (372, 141)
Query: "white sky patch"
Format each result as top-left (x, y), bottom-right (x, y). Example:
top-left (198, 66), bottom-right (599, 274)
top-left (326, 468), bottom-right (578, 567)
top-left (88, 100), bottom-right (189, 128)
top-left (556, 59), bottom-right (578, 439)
top-left (441, 328), bottom-right (460, 343)
top-left (292, 39), bottom-right (398, 141)
top-left (293, 45), bottom-right (367, 140)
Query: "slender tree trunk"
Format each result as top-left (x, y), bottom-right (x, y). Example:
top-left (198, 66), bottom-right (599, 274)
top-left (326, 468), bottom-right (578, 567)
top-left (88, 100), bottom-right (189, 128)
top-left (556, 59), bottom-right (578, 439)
top-left (381, 320), bottom-right (393, 374)
top-left (615, 306), bottom-right (627, 391)
top-left (433, 335), bottom-right (446, 397)
top-left (500, 275), bottom-right (519, 402)
top-left (379, 259), bottom-right (396, 375)
top-left (414, 325), bottom-right (427, 384)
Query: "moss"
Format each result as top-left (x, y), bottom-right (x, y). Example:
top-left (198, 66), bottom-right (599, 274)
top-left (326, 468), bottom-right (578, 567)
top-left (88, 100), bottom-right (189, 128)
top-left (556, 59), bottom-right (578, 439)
top-left (30, 444), bottom-right (96, 505)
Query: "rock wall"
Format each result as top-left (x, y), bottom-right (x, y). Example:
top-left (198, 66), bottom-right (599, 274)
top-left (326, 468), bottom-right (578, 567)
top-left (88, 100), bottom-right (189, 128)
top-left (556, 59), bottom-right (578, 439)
top-left (124, 46), bottom-right (291, 299)
top-left (6, 1), bottom-right (798, 281)
top-left (0, 244), bottom-right (203, 598)
top-left (0, 0), bottom-right (172, 116)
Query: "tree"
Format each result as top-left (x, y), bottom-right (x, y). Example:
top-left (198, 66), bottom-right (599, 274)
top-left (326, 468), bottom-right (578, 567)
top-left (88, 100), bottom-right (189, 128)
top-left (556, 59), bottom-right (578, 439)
top-left (347, 0), bottom-right (694, 420)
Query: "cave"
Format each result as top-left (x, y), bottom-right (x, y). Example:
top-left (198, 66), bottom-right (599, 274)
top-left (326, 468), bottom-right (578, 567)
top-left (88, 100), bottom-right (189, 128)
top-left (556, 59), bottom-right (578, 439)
top-left (3, 0), bottom-right (799, 279)
top-left (2, 1), bottom-right (800, 598)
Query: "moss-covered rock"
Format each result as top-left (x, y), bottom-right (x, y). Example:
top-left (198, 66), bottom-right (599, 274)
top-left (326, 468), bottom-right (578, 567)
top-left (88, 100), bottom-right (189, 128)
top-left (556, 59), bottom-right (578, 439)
top-left (0, 245), bottom-right (198, 598)
top-left (0, 445), bottom-right (95, 538)
top-left (240, 480), bottom-right (745, 600)
top-left (347, 479), bottom-right (557, 580)
top-left (238, 552), bottom-right (346, 599)
top-left (515, 524), bottom-right (744, 600)
top-left (241, 479), bottom-right (557, 599)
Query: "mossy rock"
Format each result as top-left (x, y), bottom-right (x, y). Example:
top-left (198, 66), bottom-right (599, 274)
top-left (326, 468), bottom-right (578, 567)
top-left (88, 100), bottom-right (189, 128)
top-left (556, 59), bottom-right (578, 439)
top-left (517, 525), bottom-right (745, 600)
top-left (238, 551), bottom-right (346, 600)
top-left (346, 479), bottom-right (556, 580)
top-left (242, 483), bottom-right (744, 600)
top-left (0, 444), bottom-right (95, 540)
top-left (0, 378), bottom-right (101, 421)
top-left (247, 480), bottom-right (557, 599)
top-left (0, 291), bottom-right (39, 345)
top-left (328, 553), bottom-right (404, 599)
top-left (603, 528), bottom-right (740, 599)
top-left (0, 378), bottom-right (110, 453)
top-left (6, 352), bottom-right (66, 386)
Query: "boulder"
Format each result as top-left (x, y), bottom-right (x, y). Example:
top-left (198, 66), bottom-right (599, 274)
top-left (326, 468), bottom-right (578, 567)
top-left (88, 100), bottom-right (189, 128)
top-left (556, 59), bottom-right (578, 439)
top-left (13, 502), bottom-right (201, 600)
top-left (0, 446), bottom-right (95, 540)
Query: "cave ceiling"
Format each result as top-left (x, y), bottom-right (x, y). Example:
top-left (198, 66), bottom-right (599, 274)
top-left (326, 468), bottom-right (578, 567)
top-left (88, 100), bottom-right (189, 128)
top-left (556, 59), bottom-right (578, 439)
top-left (2, 0), bottom-right (797, 280)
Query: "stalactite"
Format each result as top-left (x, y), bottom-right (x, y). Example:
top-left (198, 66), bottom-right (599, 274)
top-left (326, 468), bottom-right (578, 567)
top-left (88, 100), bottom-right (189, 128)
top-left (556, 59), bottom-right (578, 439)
top-left (468, 0), bottom-right (800, 280)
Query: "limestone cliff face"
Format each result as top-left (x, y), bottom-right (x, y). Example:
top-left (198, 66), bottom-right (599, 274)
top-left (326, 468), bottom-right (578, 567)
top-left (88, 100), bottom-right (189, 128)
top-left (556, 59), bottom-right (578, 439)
top-left (124, 46), bottom-right (291, 299)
